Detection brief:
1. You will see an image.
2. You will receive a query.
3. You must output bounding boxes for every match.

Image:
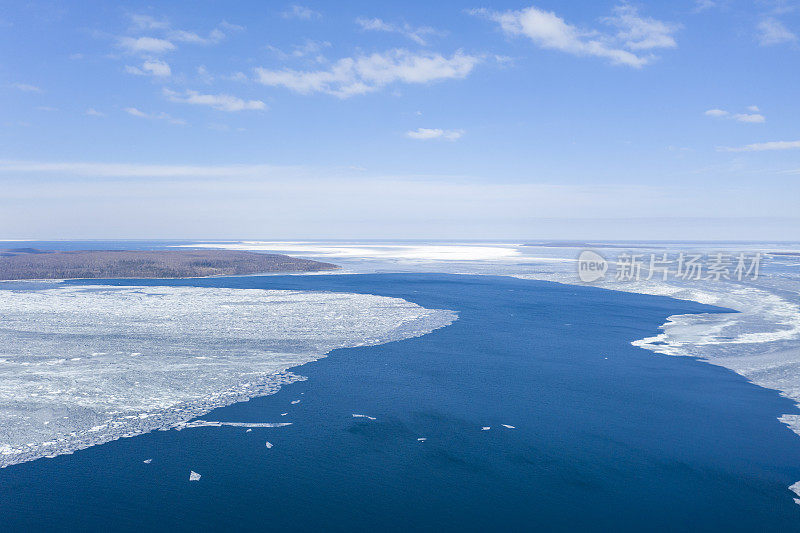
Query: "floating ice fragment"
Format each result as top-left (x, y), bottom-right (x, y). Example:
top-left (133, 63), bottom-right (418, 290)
top-left (291, 400), bottom-right (301, 405)
top-left (790, 481), bottom-right (800, 505)
top-left (174, 420), bottom-right (292, 430)
top-left (481, 426), bottom-right (491, 431)
top-left (417, 438), bottom-right (426, 442)
top-left (189, 471), bottom-right (201, 481)
top-left (280, 413), bottom-right (288, 416)
top-left (143, 458), bottom-right (152, 464)
top-left (246, 429), bottom-right (252, 433)
top-left (501, 424), bottom-right (516, 429)
top-left (265, 441), bottom-right (273, 449)
top-left (352, 414), bottom-right (376, 420)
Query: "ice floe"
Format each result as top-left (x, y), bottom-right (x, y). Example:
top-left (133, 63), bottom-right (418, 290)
top-left (189, 471), bottom-right (201, 481)
top-left (0, 284), bottom-right (456, 468)
top-left (265, 441), bottom-right (273, 449)
top-left (501, 424), bottom-right (515, 429)
top-left (143, 458), bottom-right (152, 464)
top-left (481, 427), bottom-right (490, 431)
top-left (352, 414), bottom-right (376, 420)
top-left (173, 420), bottom-right (292, 430)
top-left (789, 481), bottom-right (800, 505)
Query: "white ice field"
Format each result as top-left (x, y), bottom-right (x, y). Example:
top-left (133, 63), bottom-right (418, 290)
top-left (0, 285), bottom-right (456, 467)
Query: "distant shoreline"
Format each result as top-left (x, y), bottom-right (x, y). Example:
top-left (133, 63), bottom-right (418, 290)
top-left (0, 248), bottom-right (339, 280)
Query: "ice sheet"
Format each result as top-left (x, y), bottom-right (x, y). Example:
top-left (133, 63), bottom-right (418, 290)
top-left (0, 285), bottom-right (456, 467)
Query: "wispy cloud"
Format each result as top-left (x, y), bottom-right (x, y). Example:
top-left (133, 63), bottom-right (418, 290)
top-left (281, 5), bottom-right (321, 20)
top-left (265, 39), bottom-right (331, 62)
top-left (0, 160), bottom-right (294, 179)
top-left (164, 88), bottom-right (266, 112)
top-left (254, 49), bottom-right (480, 98)
top-left (719, 140), bottom-right (800, 152)
top-left (757, 18), bottom-right (797, 46)
top-left (472, 4), bottom-right (678, 68)
top-left (406, 128), bottom-right (464, 141)
top-left (118, 36), bottom-right (175, 54)
top-left (704, 106), bottom-right (765, 123)
top-left (11, 83), bottom-right (43, 93)
top-left (125, 59), bottom-right (172, 77)
top-left (355, 17), bottom-right (441, 45)
top-left (85, 108), bottom-right (106, 117)
top-left (117, 15), bottom-right (242, 55)
top-left (693, 0), bottom-right (717, 13)
top-left (129, 14), bottom-right (171, 31)
top-left (125, 107), bottom-right (186, 124)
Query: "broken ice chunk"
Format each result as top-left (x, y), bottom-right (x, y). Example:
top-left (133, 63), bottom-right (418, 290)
top-left (189, 471), bottom-right (201, 481)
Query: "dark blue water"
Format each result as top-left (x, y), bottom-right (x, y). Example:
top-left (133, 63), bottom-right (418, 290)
top-left (2, 274), bottom-right (800, 531)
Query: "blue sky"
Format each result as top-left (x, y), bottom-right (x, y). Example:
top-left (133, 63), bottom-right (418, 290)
top-left (1, 0), bottom-right (799, 240)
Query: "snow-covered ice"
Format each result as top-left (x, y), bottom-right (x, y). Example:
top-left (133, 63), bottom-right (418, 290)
top-left (352, 414), bottom-right (376, 420)
top-left (0, 284), bottom-right (456, 468)
top-left (189, 471), bottom-right (201, 481)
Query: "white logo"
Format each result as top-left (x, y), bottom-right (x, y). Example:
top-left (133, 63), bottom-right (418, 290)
top-left (577, 250), bottom-right (607, 282)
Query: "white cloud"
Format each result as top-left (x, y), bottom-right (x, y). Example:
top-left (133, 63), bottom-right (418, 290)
top-left (719, 140), bottom-right (800, 152)
top-left (11, 83), bottom-right (42, 93)
top-left (125, 59), bottom-right (172, 77)
top-left (118, 36), bottom-right (176, 54)
top-left (281, 5), bottom-right (321, 20)
top-left (164, 88), bottom-right (266, 112)
top-left (747, 105), bottom-right (760, 112)
top-left (124, 107), bottom-right (186, 124)
top-left (168, 27), bottom-right (228, 45)
top-left (118, 15), bottom-right (241, 56)
top-left (693, 0), bottom-right (717, 12)
top-left (254, 49), bottom-right (480, 98)
top-left (757, 18), bottom-right (797, 46)
top-left (732, 113), bottom-right (765, 123)
top-left (604, 5), bottom-right (678, 50)
top-left (406, 128), bottom-right (464, 141)
top-left (705, 107), bottom-right (765, 123)
top-left (85, 108), bottom-right (106, 117)
top-left (355, 17), bottom-right (441, 45)
top-left (472, 4), bottom-right (678, 68)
